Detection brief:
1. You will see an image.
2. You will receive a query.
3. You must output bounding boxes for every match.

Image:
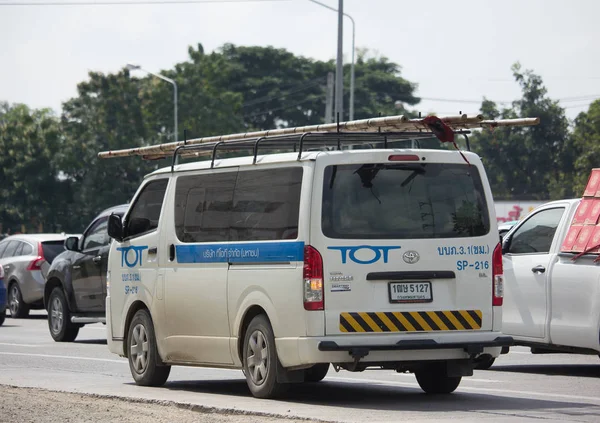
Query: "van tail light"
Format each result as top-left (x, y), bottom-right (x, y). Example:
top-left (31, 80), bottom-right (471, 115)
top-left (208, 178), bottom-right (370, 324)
top-left (492, 242), bottom-right (504, 306)
top-left (303, 245), bottom-right (324, 311)
top-left (27, 242), bottom-right (45, 271)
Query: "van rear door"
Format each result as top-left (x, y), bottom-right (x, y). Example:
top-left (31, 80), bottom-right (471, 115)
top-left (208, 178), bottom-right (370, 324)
top-left (311, 151), bottom-right (498, 336)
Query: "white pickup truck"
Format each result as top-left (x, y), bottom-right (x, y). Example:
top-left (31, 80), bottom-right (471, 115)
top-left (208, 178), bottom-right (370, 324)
top-left (485, 198), bottom-right (600, 367)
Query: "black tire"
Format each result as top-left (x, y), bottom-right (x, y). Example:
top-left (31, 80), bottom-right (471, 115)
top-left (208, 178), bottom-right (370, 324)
top-left (0, 310), bottom-right (5, 326)
top-left (475, 354), bottom-right (496, 370)
top-left (127, 309), bottom-right (170, 387)
top-left (242, 315), bottom-right (287, 398)
top-left (304, 363), bottom-right (329, 382)
top-left (48, 287), bottom-right (79, 342)
top-left (415, 362), bottom-right (462, 394)
top-left (8, 282), bottom-right (30, 318)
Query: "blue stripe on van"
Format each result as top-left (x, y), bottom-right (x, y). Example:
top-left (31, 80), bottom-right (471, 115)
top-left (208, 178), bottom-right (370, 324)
top-left (176, 242), bottom-right (305, 264)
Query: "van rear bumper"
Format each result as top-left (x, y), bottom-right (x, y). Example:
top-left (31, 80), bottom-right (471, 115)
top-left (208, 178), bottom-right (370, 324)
top-left (318, 336), bottom-right (513, 358)
top-left (275, 331), bottom-right (512, 367)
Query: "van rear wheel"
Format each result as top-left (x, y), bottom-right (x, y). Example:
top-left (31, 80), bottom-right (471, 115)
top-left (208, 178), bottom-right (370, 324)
top-left (242, 315), bottom-right (287, 398)
top-left (415, 362), bottom-right (462, 394)
top-left (127, 309), bottom-right (170, 387)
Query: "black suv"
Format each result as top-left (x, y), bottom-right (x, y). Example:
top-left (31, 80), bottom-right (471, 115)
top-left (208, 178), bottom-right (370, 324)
top-left (44, 204), bottom-right (128, 342)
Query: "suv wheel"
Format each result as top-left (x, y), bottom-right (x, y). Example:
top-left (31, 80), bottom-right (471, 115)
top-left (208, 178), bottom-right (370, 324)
top-left (415, 362), bottom-right (462, 394)
top-left (127, 309), bottom-right (170, 386)
top-left (242, 315), bottom-right (287, 398)
top-left (48, 287), bottom-right (79, 342)
top-left (8, 283), bottom-right (30, 318)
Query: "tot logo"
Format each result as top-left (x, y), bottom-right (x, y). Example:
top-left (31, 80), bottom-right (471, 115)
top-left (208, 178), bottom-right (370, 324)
top-left (116, 246), bottom-right (148, 268)
top-left (328, 245), bottom-right (401, 265)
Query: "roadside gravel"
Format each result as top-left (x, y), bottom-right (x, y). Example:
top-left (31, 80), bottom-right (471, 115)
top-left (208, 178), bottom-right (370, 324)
top-left (0, 386), bottom-right (323, 423)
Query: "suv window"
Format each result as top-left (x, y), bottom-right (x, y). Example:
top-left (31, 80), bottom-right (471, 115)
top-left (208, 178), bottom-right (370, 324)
top-left (126, 179), bottom-right (168, 239)
top-left (508, 208), bottom-right (565, 254)
top-left (13, 242), bottom-right (24, 256)
top-left (21, 242), bottom-right (34, 256)
top-left (322, 163), bottom-right (490, 239)
top-left (230, 168), bottom-right (303, 241)
top-left (175, 172), bottom-right (236, 243)
top-left (83, 218), bottom-right (109, 250)
top-left (2, 241), bottom-right (19, 258)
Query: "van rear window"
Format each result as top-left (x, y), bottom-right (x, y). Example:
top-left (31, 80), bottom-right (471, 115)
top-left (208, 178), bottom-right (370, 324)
top-left (322, 163), bottom-right (490, 239)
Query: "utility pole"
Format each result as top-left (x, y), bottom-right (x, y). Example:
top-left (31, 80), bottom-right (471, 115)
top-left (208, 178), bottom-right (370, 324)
top-left (325, 72), bottom-right (334, 123)
top-left (335, 0), bottom-right (344, 122)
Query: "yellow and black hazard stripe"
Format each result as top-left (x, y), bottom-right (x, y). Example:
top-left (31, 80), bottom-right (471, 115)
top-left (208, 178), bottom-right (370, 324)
top-left (339, 310), bottom-right (482, 333)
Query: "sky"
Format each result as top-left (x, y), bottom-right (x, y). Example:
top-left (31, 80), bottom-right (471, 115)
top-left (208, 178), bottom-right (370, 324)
top-left (1, 0), bottom-right (599, 122)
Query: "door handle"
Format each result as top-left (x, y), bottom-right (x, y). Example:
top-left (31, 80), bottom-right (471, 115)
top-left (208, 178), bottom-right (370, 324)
top-left (73, 265), bottom-right (81, 270)
top-left (148, 247), bottom-right (157, 255)
top-left (531, 265), bottom-right (546, 274)
top-left (169, 244), bottom-right (175, 262)
top-left (93, 256), bottom-right (102, 264)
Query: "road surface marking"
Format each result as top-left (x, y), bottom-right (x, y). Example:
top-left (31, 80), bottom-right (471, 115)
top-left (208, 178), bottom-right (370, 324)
top-left (0, 343), bottom-right (40, 348)
top-left (327, 376), bottom-right (600, 403)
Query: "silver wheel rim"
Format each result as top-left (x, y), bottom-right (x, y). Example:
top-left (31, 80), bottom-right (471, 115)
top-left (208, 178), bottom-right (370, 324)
top-left (9, 285), bottom-right (19, 316)
top-left (130, 324), bottom-right (149, 374)
top-left (246, 330), bottom-right (269, 386)
top-left (50, 297), bottom-right (63, 334)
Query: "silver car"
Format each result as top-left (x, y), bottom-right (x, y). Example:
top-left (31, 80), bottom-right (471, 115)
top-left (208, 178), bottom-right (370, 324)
top-left (0, 234), bottom-right (68, 318)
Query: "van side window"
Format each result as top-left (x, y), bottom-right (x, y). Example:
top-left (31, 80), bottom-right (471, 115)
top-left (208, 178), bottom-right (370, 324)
top-left (175, 172), bottom-right (236, 243)
top-left (230, 168), bottom-right (303, 241)
top-left (508, 207), bottom-right (565, 254)
top-left (125, 179), bottom-right (168, 239)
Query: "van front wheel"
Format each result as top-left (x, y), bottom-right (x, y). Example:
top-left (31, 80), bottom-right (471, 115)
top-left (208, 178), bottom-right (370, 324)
top-left (242, 315), bottom-right (287, 398)
top-left (127, 309), bottom-right (170, 387)
top-left (415, 363), bottom-right (462, 394)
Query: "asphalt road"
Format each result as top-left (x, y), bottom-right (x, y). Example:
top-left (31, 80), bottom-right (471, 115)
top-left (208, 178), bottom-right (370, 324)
top-left (1, 311), bottom-right (599, 423)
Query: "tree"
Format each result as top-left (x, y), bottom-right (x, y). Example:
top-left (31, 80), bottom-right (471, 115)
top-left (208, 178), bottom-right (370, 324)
top-left (59, 71), bottom-right (156, 230)
top-left (470, 63), bottom-right (573, 200)
top-left (0, 103), bottom-right (68, 233)
top-left (571, 99), bottom-right (600, 195)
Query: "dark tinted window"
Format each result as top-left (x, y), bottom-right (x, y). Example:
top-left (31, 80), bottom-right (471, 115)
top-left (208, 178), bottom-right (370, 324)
top-left (508, 208), bottom-right (564, 254)
top-left (2, 241), bottom-right (19, 258)
top-left (322, 163), bottom-right (490, 239)
top-left (42, 241), bottom-right (66, 264)
top-left (230, 168), bottom-right (303, 241)
top-left (126, 179), bottom-right (168, 238)
top-left (83, 218), bottom-right (109, 250)
top-left (175, 172), bottom-right (236, 243)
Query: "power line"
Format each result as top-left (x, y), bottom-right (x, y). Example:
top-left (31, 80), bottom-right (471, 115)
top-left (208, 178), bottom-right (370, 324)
top-left (0, 0), bottom-right (289, 6)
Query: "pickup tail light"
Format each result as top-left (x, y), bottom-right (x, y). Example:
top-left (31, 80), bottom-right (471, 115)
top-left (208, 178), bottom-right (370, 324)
top-left (27, 242), bottom-right (45, 271)
top-left (303, 245), bottom-right (324, 311)
top-left (492, 242), bottom-right (504, 306)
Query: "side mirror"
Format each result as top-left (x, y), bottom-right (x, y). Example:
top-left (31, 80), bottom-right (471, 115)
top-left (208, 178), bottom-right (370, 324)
top-left (502, 236), bottom-right (511, 255)
top-left (64, 236), bottom-right (80, 252)
top-left (108, 213), bottom-right (124, 242)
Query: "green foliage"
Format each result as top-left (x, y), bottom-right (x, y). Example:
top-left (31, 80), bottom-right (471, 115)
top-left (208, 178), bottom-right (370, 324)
top-left (470, 63), bottom-right (574, 201)
top-left (571, 99), bottom-right (600, 195)
top-left (0, 103), bottom-right (68, 233)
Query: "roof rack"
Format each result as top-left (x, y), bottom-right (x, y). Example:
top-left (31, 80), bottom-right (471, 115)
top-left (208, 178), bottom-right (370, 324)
top-left (98, 114), bottom-right (539, 169)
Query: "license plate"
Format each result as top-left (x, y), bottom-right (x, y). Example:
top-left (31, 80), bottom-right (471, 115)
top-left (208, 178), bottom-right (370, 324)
top-left (389, 281), bottom-right (432, 303)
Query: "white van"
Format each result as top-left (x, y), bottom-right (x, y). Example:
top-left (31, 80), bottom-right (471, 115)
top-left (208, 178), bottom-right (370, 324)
top-left (103, 117), bottom-right (521, 399)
